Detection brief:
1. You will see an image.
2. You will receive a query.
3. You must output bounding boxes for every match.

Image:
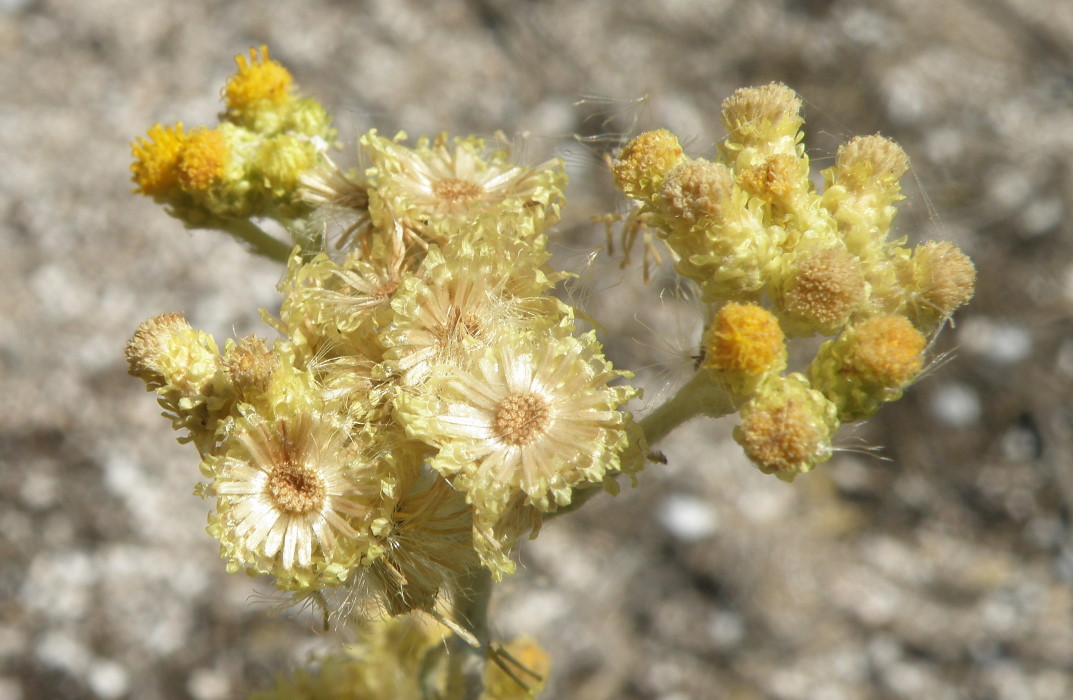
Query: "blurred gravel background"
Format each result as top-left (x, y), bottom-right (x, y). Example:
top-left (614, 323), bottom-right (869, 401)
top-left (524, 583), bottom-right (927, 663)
top-left (4, 0), bottom-right (1073, 698)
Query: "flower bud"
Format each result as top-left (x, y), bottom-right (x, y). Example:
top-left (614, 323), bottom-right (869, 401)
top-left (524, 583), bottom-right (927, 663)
top-left (125, 312), bottom-right (192, 385)
top-left (703, 302), bottom-right (786, 397)
top-left (721, 83), bottom-right (803, 152)
top-left (734, 373), bottom-right (838, 481)
top-left (613, 129), bottom-right (684, 201)
top-left (777, 247), bottom-right (866, 336)
top-left (833, 134), bottom-right (909, 195)
top-left (898, 241), bottom-right (976, 326)
top-left (809, 314), bottom-right (926, 421)
top-left (658, 158), bottom-right (736, 233)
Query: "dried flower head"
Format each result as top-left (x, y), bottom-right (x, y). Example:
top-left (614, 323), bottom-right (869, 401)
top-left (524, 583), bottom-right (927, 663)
top-left (362, 465), bottom-right (478, 615)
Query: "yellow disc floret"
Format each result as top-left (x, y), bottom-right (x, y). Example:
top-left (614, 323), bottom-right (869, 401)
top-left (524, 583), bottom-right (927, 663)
top-left (224, 45), bottom-right (293, 111)
top-left (780, 247), bottom-right (866, 336)
top-left (613, 129), bottom-right (684, 201)
top-left (846, 314), bottom-right (925, 387)
top-left (130, 123), bottom-right (187, 196)
top-left (704, 302), bottom-right (785, 376)
top-left (734, 374), bottom-right (838, 481)
top-left (809, 313), bottom-right (927, 421)
top-left (178, 127), bottom-right (229, 192)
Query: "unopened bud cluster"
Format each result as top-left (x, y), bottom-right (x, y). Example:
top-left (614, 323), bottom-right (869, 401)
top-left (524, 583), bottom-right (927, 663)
top-left (131, 47), bottom-right (334, 245)
top-left (614, 82), bottom-right (975, 480)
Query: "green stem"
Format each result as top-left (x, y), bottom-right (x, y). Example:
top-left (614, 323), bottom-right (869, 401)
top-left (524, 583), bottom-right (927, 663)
top-left (547, 369), bottom-right (737, 520)
top-left (638, 368), bottom-right (737, 445)
top-left (219, 219), bottom-right (292, 262)
top-left (444, 566), bottom-right (493, 700)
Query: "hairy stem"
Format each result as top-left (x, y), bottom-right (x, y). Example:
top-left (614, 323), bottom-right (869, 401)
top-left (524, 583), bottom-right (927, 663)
top-left (547, 369), bottom-right (736, 520)
top-left (638, 368), bottom-right (737, 445)
top-left (444, 565), bottom-right (493, 700)
top-left (219, 219), bottom-right (292, 262)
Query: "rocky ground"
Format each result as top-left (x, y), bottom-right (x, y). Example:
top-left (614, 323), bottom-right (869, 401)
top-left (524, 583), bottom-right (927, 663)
top-left (4, 0), bottom-right (1073, 698)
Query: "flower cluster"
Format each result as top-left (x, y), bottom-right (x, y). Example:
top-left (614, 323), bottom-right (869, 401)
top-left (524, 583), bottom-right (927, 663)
top-left (127, 51), bottom-right (977, 697)
top-left (127, 50), bottom-right (642, 626)
top-left (130, 46), bottom-right (335, 253)
top-left (613, 82), bottom-right (975, 480)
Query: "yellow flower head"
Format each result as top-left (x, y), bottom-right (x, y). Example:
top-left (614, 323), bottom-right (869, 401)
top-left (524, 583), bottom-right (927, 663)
top-left (703, 302), bottom-right (785, 397)
top-left (382, 244), bottom-right (560, 384)
top-left (126, 313), bottom-right (235, 457)
top-left (833, 134), bottom-right (909, 194)
top-left (660, 171), bottom-right (775, 302)
top-left (224, 45), bottom-right (293, 111)
top-left (613, 128), bottom-right (684, 201)
top-left (130, 123), bottom-right (186, 196)
top-left (809, 313), bottom-right (927, 421)
top-left (362, 130), bottom-right (566, 245)
top-left (733, 374), bottom-right (838, 481)
top-left (177, 126), bottom-right (229, 192)
top-left (721, 82), bottom-right (803, 152)
top-left (899, 241), bottom-right (976, 326)
top-left (658, 158), bottom-right (736, 231)
top-left (125, 311), bottom-right (193, 385)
